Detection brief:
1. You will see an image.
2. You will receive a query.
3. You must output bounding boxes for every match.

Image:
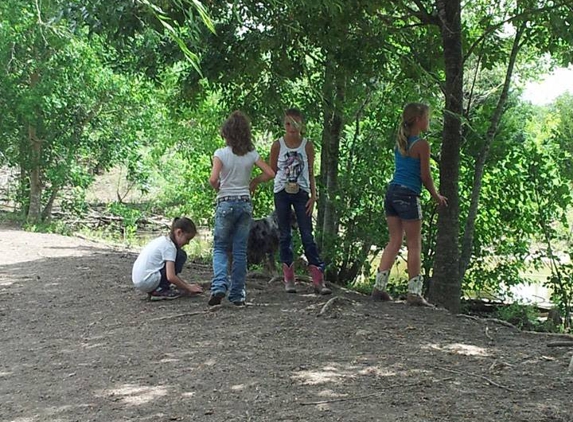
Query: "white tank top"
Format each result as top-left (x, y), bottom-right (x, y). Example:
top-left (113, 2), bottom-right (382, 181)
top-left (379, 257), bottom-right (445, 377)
top-left (273, 137), bottom-right (311, 194)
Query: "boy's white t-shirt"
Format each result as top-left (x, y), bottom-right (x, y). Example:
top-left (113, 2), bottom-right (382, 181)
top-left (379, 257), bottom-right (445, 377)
top-left (132, 236), bottom-right (177, 292)
top-left (214, 147), bottom-right (260, 199)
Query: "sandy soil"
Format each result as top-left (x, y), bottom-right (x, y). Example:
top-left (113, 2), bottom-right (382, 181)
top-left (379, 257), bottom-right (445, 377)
top-left (1, 225), bottom-right (572, 422)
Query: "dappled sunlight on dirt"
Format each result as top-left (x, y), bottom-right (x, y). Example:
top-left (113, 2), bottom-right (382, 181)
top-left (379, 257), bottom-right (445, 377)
top-left (357, 366), bottom-right (398, 377)
top-left (423, 342), bottom-right (493, 357)
top-left (292, 362), bottom-right (403, 386)
top-left (292, 366), bottom-right (354, 385)
top-left (100, 384), bottom-right (170, 406)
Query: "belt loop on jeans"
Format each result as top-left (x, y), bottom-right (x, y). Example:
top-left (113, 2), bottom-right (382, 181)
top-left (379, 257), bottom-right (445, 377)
top-left (216, 195), bottom-right (251, 204)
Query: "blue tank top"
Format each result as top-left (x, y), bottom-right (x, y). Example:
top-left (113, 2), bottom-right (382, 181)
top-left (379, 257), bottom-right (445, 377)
top-left (390, 136), bottom-right (422, 195)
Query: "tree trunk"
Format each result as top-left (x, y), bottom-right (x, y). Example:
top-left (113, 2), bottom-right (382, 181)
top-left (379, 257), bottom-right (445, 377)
top-left (26, 71), bottom-right (43, 224)
top-left (18, 165), bottom-right (29, 216)
top-left (27, 124), bottom-right (42, 224)
top-left (338, 241), bottom-right (372, 283)
top-left (321, 103), bottom-right (343, 245)
top-left (317, 55), bottom-right (345, 262)
top-left (428, 0), bottom-right (464, 313)
top-left (459, 23), bottom-right (526, 279)
top-left (41, 185), bottom-right (59, 222)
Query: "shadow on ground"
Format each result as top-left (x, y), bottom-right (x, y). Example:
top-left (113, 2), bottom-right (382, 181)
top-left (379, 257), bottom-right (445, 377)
top-left (0, 227), bottom-right (572, 422)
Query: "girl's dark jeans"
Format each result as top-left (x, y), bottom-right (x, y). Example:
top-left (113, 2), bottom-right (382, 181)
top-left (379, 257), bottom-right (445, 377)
top-left (274, 189), bottom-right (324, 269)
top-left (157, 248), bottom-right (187, 290)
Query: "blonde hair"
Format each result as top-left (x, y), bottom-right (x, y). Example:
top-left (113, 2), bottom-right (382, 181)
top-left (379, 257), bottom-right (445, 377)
top-left (396, 103), bottom-right (429, 156)
top-left (284, 108), bottom-right (305, 136)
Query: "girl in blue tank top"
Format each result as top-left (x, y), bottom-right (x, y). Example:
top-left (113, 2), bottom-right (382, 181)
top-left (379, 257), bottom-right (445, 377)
top-left (372, 103), bottom-right (448, 306)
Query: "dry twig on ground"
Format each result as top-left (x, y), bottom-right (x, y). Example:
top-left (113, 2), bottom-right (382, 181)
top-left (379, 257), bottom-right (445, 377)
top-left (546, 341), bottom-right (573, 348)
top-left (148, 311), bottom-right (209, 322)
top-left (432, 365), bottom-right (516, 392)
top-left (317, 296), bottom-right (353, 317)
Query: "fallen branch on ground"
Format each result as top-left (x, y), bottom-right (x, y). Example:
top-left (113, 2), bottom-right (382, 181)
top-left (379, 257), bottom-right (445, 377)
top-left (457, 314), bottom-right (573, 340)
top-left (484, 318), bottom-right (519, 329)
top-left (432, 365), bottom-right (515, 392)
top-left (523, 331), bottom-right (573, 340)
top-left (317, 296), bottom-right (353, 317)
top-left (546, 341), bottom-right (573, 348)
top-left (456, 314), bottom-right (518, 330)
top-left (149, 311), bottom-right (209, 322)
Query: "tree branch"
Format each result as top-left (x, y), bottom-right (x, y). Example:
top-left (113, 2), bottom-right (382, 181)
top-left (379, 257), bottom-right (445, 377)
top-left (463, 2), bottom-right (570, 63)
top-left (460, 22), bottom-right (526, 278)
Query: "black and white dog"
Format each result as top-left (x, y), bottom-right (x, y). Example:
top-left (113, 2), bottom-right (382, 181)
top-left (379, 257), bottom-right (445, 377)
top-left (246, 211), bottom-right (281, 275)
top-left (247, 210), bottom-right (298, 275)
top-left (227, 210), bottom-right (297, 276)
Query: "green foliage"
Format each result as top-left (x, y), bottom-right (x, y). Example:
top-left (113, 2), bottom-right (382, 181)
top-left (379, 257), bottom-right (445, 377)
top-left (0, 0), bottom-right (163, 222)
top-left (107, 201), bottom-right (143, 243)
top-left (545, 259), bottom-right (573, 329)
top-left (23, 219), bottom-right (73, 236)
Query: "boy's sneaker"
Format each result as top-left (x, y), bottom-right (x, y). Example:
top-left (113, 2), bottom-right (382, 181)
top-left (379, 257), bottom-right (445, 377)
top-left (232, 301), bottom-right (246, 307)
top-left (208, 291), bottom-right (225, 306)
top-left (148, 287), bottom-right (181, 301)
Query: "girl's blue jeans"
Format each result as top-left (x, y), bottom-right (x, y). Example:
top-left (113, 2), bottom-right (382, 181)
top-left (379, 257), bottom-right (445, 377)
top-left (274, 189), bottom-right (324, 269)
top-left (211, 199), bottom-right (253, 303)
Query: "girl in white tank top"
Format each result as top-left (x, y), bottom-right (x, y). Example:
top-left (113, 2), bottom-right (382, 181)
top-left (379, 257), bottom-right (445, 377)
top-left (269, 108), bottom-right (331, 296)
top-left (273, 137), bottom-right (311, 194)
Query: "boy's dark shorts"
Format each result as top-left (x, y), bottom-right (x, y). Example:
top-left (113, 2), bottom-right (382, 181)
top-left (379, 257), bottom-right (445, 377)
top-left (384, 184), bottom-right (422, 220)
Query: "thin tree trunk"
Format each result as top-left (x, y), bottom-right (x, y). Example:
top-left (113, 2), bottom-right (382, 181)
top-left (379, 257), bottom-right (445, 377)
top-left (428, 0), bottom-right (464, 313)
top-left (317, 55), bottom-right (345, 260)
top-left (26, 71), bottom-right (42, 224)
top-left (316, 61), bottom-right (333, 249)
top-left (41, 185), bottom-right (59, 222)
top-left (338, 241), bottom-right (372, 283)
top-left (18, 165), bottom-right (29, 216)
top-left (322, 100), bottom-right (343, 244)
top-left (459, 23), bottom-right (526, 279)
top-left (27, 124), bottom-right (42, 224)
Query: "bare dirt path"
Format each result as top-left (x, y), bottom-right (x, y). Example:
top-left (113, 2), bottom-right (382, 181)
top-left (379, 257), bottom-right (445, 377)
top-left (1, 225), bottom-right (572, 422)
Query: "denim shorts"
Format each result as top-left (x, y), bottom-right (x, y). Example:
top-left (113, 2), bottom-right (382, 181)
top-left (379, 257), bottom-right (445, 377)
top-left (384, 184), bottom-right (422, 220)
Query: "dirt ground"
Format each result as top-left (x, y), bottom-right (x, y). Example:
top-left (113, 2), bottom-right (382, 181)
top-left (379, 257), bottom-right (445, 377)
top-left (1, 224), bottom-right (572, 422)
